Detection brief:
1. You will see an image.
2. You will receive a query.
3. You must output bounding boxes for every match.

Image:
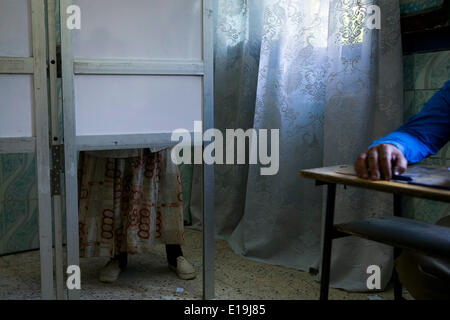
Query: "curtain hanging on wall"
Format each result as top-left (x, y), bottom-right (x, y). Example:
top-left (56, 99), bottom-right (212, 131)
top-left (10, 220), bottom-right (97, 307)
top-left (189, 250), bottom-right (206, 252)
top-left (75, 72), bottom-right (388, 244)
top-left (190, 0), bottom-right (403, 291)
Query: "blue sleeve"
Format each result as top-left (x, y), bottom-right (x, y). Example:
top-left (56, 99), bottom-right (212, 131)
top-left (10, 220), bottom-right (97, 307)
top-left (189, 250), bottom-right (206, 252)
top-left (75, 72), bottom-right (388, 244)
top-left (369, 80), bottom-right (450, 164)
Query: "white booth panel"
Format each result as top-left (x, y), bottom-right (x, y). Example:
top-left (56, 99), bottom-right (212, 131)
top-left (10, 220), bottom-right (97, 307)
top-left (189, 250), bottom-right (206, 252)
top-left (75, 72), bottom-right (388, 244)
top-left (73, 0), bottom-right (202, 60)
top-left (75, 75), bottom-right (203, 136)
top-left (0, 0), bottom-right (32, 57)
top-left (0, 75), bottom-right (34, 138)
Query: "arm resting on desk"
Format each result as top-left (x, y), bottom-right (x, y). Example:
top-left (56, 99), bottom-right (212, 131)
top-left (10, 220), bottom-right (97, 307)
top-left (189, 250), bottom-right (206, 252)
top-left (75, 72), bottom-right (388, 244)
top-left (370, 80), bottom-right (450, 164)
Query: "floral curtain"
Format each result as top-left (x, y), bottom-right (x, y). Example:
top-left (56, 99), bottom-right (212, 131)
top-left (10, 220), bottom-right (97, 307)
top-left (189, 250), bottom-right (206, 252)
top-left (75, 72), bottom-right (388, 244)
top-left (190, 0), bottom-right (403, 291)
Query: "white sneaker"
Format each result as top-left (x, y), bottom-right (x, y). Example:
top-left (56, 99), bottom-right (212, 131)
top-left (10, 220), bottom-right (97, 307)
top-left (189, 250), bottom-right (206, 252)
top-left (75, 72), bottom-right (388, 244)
top-left (99, 259), bottom-right (122, 283)
top-left (169, 256), bottom-right (197, 280)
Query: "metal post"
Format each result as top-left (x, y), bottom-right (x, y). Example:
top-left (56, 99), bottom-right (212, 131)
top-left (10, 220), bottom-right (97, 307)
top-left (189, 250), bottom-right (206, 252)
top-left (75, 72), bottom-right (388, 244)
top-left (32, 0), bottom-right (56, 300)
top-left (202, 0), bottom-right (215, 300)
top-left (60, 0), bottom-right (80, 300)
top-left (393, 194), bottom-right (403, 300)
top-left (320, 183), bottom-right (337, 300)
top-left (47, 0), bottom-right (65, 300)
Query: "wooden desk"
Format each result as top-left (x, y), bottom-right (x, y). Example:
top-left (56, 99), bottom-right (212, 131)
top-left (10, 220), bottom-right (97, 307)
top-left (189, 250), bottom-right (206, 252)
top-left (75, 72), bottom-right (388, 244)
top-left (299, 164), bottom-right (450, 301)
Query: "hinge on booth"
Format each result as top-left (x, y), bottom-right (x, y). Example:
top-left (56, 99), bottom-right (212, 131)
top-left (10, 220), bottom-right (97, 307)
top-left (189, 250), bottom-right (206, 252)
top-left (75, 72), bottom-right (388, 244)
top-left (51, 145), bottom-right (64, 195)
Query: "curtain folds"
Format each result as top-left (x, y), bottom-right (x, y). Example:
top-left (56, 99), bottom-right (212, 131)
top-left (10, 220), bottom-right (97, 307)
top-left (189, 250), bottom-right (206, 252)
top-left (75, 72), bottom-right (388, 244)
top-left (191, 0), bottom-right (403, 291)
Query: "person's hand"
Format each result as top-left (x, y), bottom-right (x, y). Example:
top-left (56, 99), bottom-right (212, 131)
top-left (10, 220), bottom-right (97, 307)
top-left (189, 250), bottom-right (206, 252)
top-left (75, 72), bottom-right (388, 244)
top-left (354, 144), bottom-right (407, 181)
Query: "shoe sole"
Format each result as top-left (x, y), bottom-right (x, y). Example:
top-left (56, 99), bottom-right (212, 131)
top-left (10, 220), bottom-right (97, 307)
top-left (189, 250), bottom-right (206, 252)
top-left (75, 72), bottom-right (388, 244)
top-left (169, 265), bottom-right (197, 280)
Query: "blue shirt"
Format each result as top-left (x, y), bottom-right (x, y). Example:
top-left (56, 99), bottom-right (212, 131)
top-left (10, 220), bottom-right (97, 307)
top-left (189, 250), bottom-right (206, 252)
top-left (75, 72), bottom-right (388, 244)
top-left (369, 80), bottom-right (450, 164)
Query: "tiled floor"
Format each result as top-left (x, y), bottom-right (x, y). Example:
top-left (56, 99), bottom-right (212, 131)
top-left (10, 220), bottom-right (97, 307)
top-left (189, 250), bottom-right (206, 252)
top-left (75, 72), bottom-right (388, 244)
top-left (0, 228), bottom-right (400, 300)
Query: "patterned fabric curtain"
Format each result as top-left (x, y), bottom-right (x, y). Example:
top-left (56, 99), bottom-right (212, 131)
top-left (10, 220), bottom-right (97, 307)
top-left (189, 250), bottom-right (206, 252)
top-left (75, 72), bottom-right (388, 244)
top-left (191, 0), bottom-right (403, 291)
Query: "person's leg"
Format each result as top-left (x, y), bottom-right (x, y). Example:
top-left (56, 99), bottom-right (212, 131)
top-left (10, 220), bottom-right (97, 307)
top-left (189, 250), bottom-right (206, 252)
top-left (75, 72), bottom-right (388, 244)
top-left (117, 252), bottom-right (128, 270)
top-left (99, 253), bottom-right (127, 283)
top-left (155, 149), bottom-right (196, 280)
top-left (166, 244), bottom-right (183, 267)
top-left (99, 156), bottom-right (129, 283)
top-left (166, 244), bottom-right (196, 280)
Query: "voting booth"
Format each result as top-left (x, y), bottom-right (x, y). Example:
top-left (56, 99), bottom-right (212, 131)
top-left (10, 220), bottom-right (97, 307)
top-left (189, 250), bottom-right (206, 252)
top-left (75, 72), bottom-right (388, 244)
top-left (0, 0), bottom-right (214, 300)
top-left (60, 0), bottom-right (215, 300)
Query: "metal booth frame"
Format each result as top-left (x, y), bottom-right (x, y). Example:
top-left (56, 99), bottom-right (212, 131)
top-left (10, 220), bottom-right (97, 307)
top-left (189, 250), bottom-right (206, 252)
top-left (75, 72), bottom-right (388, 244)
top-left (0, 0), bottom-right (55, 299)
top-left (58, 0), bottom-right (215, 300)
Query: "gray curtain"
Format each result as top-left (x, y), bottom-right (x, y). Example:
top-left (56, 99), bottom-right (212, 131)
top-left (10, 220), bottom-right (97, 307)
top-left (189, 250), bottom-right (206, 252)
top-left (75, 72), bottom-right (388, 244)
top-left (191, 0), bottom-right (403, 291)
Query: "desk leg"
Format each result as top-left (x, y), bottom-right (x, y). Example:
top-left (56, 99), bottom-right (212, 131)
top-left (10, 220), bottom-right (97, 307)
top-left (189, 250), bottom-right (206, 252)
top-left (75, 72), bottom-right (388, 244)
top-left (393, 194), bottom-right (403, 300)
top-left (320, 183), bottom-right (337, 300)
